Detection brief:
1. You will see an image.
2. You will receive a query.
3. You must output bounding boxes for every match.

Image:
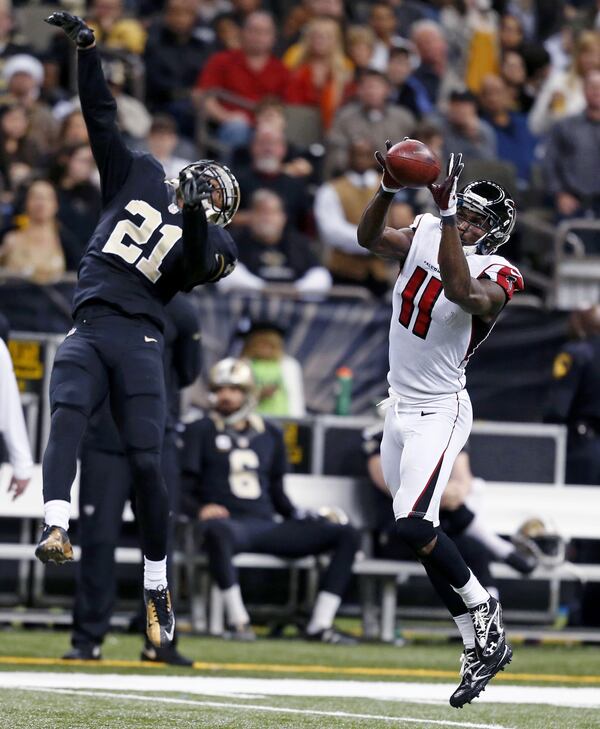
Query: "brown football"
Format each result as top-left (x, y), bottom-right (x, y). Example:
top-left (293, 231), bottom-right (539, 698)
top-left (385, 139), bottom-right (441, 188)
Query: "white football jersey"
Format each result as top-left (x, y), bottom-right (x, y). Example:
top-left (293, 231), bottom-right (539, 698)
top-left (388, 213), bottom-right (523, 401)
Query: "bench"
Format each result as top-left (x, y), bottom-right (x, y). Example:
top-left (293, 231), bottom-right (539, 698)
top-left (3, 466), bottom-right (600, 641)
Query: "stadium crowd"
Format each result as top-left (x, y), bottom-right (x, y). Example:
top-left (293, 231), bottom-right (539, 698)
top-left (0, 0), bottom-right (599, 288)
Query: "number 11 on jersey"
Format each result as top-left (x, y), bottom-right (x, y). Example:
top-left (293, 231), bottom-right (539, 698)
top-left (399, 266), bottom-right (443, 340)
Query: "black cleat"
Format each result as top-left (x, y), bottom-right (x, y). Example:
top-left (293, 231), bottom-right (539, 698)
top-left (449, 644), bottom-right (511, 708)
top-left (62, 645), bottom-right (101, 661)
top-left (141, 641), bottom-right (193, 666)
top-left (144, 585), bottom-right (175, 649)
top-left (35, 525), bottom-right (73, 564)
top-left (305, 627), bottom-right (358, 645)
top-left (222, 623), bottom-right (256, 642)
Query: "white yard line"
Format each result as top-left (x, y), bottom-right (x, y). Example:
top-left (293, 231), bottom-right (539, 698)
top-left (4, 672), bottom-right (600, 710)
top-left (14, 686), bottom-right (515, 729)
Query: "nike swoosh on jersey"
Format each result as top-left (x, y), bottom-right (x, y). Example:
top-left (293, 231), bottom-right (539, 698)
top-left (420, 411), bottom-right (436, 416)
top-left (144, 336), bottom-right (158, 343)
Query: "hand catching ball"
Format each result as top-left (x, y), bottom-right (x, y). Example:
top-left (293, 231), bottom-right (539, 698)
top-left (385, 139), bottom-right (441, 188)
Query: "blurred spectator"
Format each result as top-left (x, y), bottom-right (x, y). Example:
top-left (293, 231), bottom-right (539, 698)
top-left (346, 25), bottom-right (377, 77)
top-left (144, 0), bottom-right (215, 138)
top-left (441, 89), bottom-right (497, 162)
top-left (326, 69), bottom-right (414, 176)
top-left (386, 46), bottom-right (433, 119)
top-left (145, 114), bottom-right (193, 180)
top-left (86, 0), bottom-right (147, 55)
top-left (529, 30), bottom-right (600, 136)
top-left (58, 110), bottom-right (89, 147)
top-left (282, 0), bottom-right (345, 51)
top-left (0, 104), bottom-right (41, 193)
top-left (52, 144), bottom-right (101, 265)
top-left (231, 99), bottom-right (316, 180)
top-left (197, 0), bottom-right (234, 25)
top-left (499, 13), bottom-right (525, 56)
top-left (543, 70), bottom-right (600, 226)
top-left (2, 54), bottom-right (58, 155)
top-left (229, 0), bottom-right (263, 26)
top-left (103, 56), bottom-right (151, 140)
top-left (479, 73), bottom-right (537, 186)
top-left (315, 138), bottom-right (390, 297)
top-left (463, 4), bottom-right (500, 95)
top-left (240, 322), bottom-right (306, 417)
top-left (389, 0), bottom-right (435, 32)
top-left (410, 20), bottom-right (462, 107)
top-left (367, 2), bottom-right (403, 73)
top-left (286, 18), bottom-right (352, 130)
top-left (220, 189), bottom-right (331, 295)
top-left (544, 305), bottom-right (600, 485)
top-left (0, 179), bottom-right (68, 283)
top-left (196, 11), bottom-right (289, 151)
top-left (501, 50), bottom-right (535, 112)
top-left (39, 54), bottom-right (70, 110)
top-left (0, 335), bottom-right (33, 502)
top-left (235, 125), bottom-right (311, 230)
top-left (0, 0), bottom-right (33, 65)
top-left (212, 13), bottom-right (242, 51)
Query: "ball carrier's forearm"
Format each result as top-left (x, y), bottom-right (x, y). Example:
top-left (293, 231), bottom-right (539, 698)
top-left (357, 189), bottom-right (395, 251)
top-left (438, 214), bottom-right (473, 303)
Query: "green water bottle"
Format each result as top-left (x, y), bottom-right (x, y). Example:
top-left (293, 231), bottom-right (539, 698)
top-left (334, 366), bottom-right (353, 415)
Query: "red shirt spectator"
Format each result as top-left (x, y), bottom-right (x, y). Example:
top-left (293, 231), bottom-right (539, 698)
top-left (196, 11), bottom-right (289, 124)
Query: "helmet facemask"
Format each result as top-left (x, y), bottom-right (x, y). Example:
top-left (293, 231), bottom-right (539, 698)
top-left (168, 160), bottom-right (241, 227)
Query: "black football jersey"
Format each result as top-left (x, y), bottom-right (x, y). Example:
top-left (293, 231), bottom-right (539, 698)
top-left (73, 47), bottom-right (237, 330)
top-left (182, 415), bottom-right (294, 520)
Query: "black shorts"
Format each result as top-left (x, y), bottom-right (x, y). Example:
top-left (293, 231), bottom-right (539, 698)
top-left (49, 304), bottom-right (166, 453)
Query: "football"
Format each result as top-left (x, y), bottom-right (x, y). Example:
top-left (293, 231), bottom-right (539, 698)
top-left (385, 139), bottom-right (441, 188)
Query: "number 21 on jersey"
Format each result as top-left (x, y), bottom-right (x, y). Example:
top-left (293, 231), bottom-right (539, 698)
top-left (399, 266), bottom-right (443, 340)
top-left (102, 200), bottom-right (181, 283)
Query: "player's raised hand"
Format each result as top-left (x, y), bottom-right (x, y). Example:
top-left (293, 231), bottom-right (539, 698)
top-left (429, 152), bottom-right (464, 217)
top-left (179, 169), bottom-right (214, 210)
top-left (375, 139), bottom-right (404, 193)
top-left (45, 12), bottom-right (95, 48)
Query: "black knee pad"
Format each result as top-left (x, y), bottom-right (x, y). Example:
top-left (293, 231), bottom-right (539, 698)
top-left (127, 451), bottom-right (162, 484)
top-left (396, 516), bottom-right (437, 552)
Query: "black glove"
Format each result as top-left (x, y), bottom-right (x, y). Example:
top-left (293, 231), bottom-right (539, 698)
top-left (45, 12), bottom-right (95, 49)
top-left (179, 169), bottom-right (214, 210)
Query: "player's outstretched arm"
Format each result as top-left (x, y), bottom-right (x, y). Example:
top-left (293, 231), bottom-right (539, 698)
top-left (430, 154), bottom-right (505, 320)
top-left (45, 12), bottom-right (133, 206)
top-left (179, 169), bottom-right (238, 290)
top-left (357, 141), bottom-right (413, 262)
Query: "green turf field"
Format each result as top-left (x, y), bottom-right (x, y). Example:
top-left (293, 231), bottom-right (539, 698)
top-left (1, 629), bottom-right (599, 729)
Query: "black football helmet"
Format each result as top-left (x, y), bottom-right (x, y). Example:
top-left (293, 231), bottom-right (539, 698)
top-left (169, 160), bottom-right (240, 227)
top-left (456, 179), bottom-right (516, 255)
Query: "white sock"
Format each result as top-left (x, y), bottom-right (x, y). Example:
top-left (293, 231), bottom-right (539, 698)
top-left (306, 591), bottom-right (341, 634)
top-left (452, 570), bottom-right (490, 609)
top-left (222, 584), bottom-right (250, 626)
top-left (464, 514), bottom-right (513, 560)
top-left (453, 613), bottom-right (476, 649)
top-left (44, 500), bottom-right (70, 531)
top-left (143, 556), bottom-right (167, 590)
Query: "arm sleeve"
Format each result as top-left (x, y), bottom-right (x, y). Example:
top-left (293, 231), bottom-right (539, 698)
top-left (543, 346), bottom-right (585, 424)
top-left (181, 210), bottom-right (238, 291)
top-left (0, 341), bottom-right (33, 480)
top-left (77, 47), bottom-right (134, 206)
top-left (268, 426), bottom-right (295, 518)
top-left (314, 183), bottom-right (369, 255)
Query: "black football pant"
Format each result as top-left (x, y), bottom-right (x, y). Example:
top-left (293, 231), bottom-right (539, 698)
top-left (201, 517), bottom-right (360, 597)
top-left (71, 429), bottom-right (180, 650)
top-left (43, 305), bottom-right (168, 560)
